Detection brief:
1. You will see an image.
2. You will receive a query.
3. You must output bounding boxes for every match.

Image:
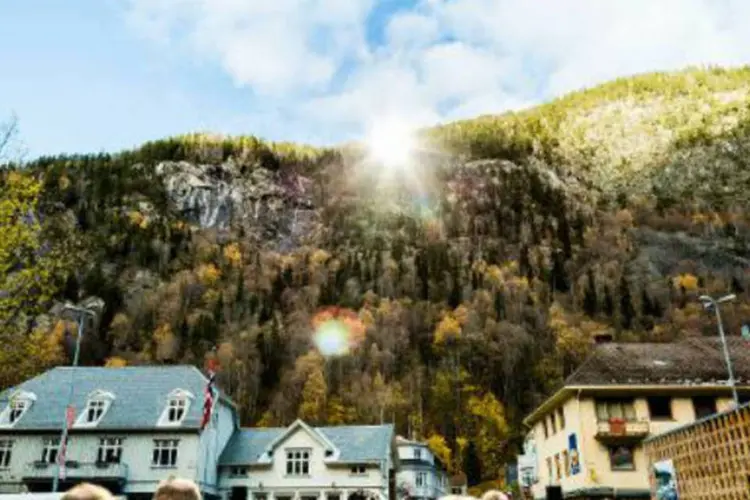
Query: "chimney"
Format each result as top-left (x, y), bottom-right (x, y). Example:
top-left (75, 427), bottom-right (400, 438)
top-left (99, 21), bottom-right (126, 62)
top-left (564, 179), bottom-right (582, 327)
top-left (594, 332), bottom-right (614, 344)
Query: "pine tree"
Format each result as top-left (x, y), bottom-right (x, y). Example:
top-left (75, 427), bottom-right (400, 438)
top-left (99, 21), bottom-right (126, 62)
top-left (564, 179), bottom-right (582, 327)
top-left (619, 277), bottom-right (635, 329)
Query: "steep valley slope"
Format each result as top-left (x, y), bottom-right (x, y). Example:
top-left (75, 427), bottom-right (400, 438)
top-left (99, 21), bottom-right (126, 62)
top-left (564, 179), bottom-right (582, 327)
top-left (2, 66), bottom-right (750, 484)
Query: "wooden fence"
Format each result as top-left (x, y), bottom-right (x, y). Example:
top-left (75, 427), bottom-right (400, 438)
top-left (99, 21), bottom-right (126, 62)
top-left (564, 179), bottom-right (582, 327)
top-left (644, 402), bottom-right (750, 499)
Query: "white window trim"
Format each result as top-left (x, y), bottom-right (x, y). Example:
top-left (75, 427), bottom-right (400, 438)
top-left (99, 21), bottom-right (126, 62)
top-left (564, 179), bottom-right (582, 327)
top-left (0, 440), bottom-right (13, 469)
top-left (0, 391), bottom-right (37, 428)
top-left (97, 437), bottom-right (123, 464)
top-left (157, 389), bottom-right (194, 427)
top-left (416, 472), bottom-right (427, 487)
top-left (74, 390), bottom-right (116, 428)
top-left (285, 447), bottom-right (311, 476)
top-left (41, 437), bottom-right (63, 464)
top-left (152, 439), bottom-right (179, 468)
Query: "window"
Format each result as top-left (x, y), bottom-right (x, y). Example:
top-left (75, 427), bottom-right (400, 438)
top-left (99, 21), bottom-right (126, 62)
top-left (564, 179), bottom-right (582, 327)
top-left (1, 392), bottom-right (36, 426)
top-left (75, 391), bottom-right (115, 427)
top-left (416, 472), bottom-right (427, 487)
top-left (9, 400), bottom-right (27, 424)
top-left (285, 449), bottom-right (310, 476)
top-left (692, 396), bottom-right (717, 420)
top-left (42, 438), bottom-right (62, 464)
top-left (647, 397), bottom-right (673, 419)
top-left (546, 457), bottom-right (552, 481)
top-left (550, 415), bottom-right (557, 434)
top-left (229, 466), bottom-right (248, 477)
top-left (168, 398), bottom-right (187, 423)
top-left (0, 440), bottom-right (12, 468)
top-left (413, 448), bottom-right (422, 459)
top-left (558, 408), bottom-right (566, 429)
top-left (97, 438), bottom-right (122, 464)
top-left (596, 399), bottom-right (636, 421)
top-left (542, 421), bottom-right (548, 439)
top-left (158, 390), bottom-right (194, 426)
top-left (350, 464), bottom-right (367, 475)
top-left (554, 453), bottom-right (561, 480)
top-left (85, 400), bottom-right (107, 423)
top-left (609, 445), bottom-right (635, 471)
top-left (562, 450), bottom-right (569, 478)
top-left (152, 439), bottom-right (179, 468)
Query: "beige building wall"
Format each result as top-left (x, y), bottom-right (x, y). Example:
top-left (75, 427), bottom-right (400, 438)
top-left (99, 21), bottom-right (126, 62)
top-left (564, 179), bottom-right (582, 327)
top-left (529, 392), bottom-right (740, 499)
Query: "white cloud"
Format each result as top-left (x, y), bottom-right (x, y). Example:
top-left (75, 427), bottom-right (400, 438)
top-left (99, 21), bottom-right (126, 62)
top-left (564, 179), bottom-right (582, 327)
top-left (123, 0), bottom-right (750, 143)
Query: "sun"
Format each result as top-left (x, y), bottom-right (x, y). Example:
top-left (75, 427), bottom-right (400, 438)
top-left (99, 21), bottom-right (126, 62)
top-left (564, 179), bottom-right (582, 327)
top-left (364, 117), bottom-right (416, 170)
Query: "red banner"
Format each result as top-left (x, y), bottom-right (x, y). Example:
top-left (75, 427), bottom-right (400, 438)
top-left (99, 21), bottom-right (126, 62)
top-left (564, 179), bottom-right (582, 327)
top-left (66, 406), bottom-right (75, 428)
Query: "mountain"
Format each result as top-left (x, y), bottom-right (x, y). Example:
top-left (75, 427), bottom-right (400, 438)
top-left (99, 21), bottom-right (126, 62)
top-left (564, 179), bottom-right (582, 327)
top-left (2, 65), bottom-right (750, 484)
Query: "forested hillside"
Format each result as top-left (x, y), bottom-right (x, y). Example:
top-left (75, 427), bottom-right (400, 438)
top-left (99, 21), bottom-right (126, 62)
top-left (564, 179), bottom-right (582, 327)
top-left (2, 66), bottom-right (750, 485)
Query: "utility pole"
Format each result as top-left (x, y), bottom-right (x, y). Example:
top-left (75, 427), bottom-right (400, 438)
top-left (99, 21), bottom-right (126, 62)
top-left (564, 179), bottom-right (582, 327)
top-left (52, 305), bottom-right (96, 493)
top-left (699, 294), bottom-right (739, 407)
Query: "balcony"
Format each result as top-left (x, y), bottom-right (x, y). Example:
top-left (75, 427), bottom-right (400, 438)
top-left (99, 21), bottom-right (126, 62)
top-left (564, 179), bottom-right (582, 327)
top-left (594, 419), bottom-right (650, 444)
top-left (23, 461), bottom-right (128, 482)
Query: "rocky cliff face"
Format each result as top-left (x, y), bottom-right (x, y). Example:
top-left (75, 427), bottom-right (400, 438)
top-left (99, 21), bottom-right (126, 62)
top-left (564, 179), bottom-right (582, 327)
top-left (156, 160), bottom-right (319, 249)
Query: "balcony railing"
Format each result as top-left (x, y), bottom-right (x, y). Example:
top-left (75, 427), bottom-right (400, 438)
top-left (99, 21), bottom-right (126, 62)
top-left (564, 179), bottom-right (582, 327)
top-left (23, 461), bottom-right (128, 481)
top-left (595, 419), bottom-right (650, 443)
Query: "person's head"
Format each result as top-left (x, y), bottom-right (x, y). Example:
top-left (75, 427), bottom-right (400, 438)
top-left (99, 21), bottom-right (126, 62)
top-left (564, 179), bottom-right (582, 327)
top-left (481, 490), bottom-right (509, 500)
top-left (61, 483), bottom-right (113, 500)
top-left (153, 477), bottom-right (202, 500)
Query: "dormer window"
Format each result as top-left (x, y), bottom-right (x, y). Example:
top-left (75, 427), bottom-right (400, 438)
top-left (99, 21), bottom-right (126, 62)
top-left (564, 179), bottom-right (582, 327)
top-left (75, 390), bottom-right (115, 427)
top-left (157, 389), bottom-right (194, 427)
top-left (0, 391), bottom-right (36, 427)
top-left (168, 398), bottom-right (187, 423)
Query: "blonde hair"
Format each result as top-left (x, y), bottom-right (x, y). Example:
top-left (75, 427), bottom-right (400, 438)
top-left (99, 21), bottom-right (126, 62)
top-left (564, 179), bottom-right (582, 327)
top-left (61, 483), bottom-right (114, 500)
top-left (481, 491), bottom-right (509, 500)
top-left (153, 477), bottom-right (202, 500)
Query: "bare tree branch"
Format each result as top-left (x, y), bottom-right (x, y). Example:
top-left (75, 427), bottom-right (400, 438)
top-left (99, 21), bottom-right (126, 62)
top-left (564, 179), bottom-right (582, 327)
top-left (0, 113), bottom-right (27, 164)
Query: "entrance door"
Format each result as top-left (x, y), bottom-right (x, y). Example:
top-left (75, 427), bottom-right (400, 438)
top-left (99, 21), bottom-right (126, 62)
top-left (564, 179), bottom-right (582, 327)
top-left (231, 487), bottom-right (248, 500)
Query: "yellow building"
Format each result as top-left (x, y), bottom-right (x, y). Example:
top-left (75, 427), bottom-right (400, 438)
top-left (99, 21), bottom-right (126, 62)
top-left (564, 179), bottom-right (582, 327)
top-left (522, 336), bottom-right (750, 499)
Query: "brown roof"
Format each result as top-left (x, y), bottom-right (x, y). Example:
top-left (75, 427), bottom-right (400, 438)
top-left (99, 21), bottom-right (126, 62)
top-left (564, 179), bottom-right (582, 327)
top-left (565, 336), bottom-right (750, 386)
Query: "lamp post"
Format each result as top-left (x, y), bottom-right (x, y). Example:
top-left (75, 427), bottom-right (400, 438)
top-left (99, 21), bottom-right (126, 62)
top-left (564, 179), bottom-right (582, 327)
top-left (699, 294), bottom-right (739, 407)
top-left (52, 304), bottom-right (96, 493)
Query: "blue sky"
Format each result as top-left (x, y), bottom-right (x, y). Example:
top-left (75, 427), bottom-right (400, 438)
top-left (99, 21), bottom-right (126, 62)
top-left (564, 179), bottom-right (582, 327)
top-left (2, 0), bottom-right (750, 159)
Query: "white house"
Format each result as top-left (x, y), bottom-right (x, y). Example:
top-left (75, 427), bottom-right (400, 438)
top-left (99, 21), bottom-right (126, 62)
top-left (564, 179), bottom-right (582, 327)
top-left (0, 366), bottom-right (238, 500)
top-left (394, 437), bottom-right (447, 500)
top-left (217, 420), bottom-right (397, 500)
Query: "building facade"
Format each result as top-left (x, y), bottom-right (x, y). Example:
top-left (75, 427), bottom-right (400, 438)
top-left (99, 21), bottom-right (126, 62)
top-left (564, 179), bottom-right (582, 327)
top-left (522, 336), bottom-right (750, 499)
top-left (0, 366), bottom-right (238, 500)
top-left (394, 437), bottom-right (447, 500)
top-left (217, 420), bottom-right (396, 500)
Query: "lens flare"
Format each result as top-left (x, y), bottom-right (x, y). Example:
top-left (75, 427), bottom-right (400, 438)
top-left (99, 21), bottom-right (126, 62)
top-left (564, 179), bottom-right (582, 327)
top-left (311, 307), bottom-right (366, 357)
top-left (364, 117), bottom-right (416, 171)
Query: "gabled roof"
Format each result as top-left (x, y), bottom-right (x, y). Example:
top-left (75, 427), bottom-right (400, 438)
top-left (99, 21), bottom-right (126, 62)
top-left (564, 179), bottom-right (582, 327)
top-left (259, 419), bottom-right (339, 461)
top-left (0, 365), bottom-right (232, 431)
top-left (566, 336), bottom-right (750, 386)
top-left (220, 423), bottom-right (394, 466)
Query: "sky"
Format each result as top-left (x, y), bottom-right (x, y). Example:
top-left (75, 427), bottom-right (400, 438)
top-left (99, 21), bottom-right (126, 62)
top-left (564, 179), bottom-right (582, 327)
top-left (3, 0), bottom-right (750, 159)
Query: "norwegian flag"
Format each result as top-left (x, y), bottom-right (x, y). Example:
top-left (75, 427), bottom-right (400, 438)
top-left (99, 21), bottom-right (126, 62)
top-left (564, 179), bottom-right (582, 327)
top-left (200, 358), bottom-right (218, 431)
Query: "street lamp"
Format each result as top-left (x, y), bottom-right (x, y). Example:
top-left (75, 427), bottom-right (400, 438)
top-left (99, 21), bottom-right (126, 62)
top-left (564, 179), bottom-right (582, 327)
top-left (698, 294), bottom-right (739, 407)
top-left (52, 304), bottom-right (97, 493)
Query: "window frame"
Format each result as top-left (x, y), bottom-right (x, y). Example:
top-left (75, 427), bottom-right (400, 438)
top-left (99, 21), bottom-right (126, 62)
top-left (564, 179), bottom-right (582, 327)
top-left (151, 439), bottom-right (179, 468)
top-left (595, 398), bottom-right (637, 422)
top-left (285, 448), bottom-right (311, 476)
top-left (416, 472), bottom-right (427, 487)
top-left (75, 391), bottom-right (116, 428)
top-left (41, 437), bottom-right (64, 464)
top-left (413, 448), bottom-right (422, 460)
top-left (0, 440), bottom-right (12, 468)
top-left (647, 396), bottom-right (673, 420)
top-left (167, 398), bottom-right (188, 423)
top-left (350, 464), bottom-right (367, 475)
top-left (608, 445), bottom-right (636, 471)
top-left (692, 396), bottom-right (717, 420)
top-left (0, 391), bottom-right (36, 427)
top-left (97, 437), bottom-right (123, 464)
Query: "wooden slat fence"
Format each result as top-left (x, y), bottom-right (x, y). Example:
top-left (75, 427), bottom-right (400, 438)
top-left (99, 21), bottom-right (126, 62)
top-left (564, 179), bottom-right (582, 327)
top-left (644, 403), bottom-right (750, 499)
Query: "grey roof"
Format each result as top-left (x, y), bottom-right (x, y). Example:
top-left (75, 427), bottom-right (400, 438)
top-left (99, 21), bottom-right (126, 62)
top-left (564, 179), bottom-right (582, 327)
top-left (220, 424), bottom-right (394, 465)
top-left (565, 336), bottom-right (750, 386)
top-left (0, 365), bottom-right (225, 430)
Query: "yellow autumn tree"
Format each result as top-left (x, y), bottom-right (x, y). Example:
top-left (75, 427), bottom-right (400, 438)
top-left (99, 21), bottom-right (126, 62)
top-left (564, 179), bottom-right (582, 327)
top-left (104, 356), bottom-right (128, 367)
top-left (223, 243), bottom-right (242, 268)
top-left (299, 365), bottom-right (327, 424)
top-left (673, 273), bottom-right (699, 291)
top-left (466, 392), bottom-right (510, 481)
top-left (196, 263), bottom-right (221, 286)
top-left (426, 434), bottom-right (453, 472)
top-left (0, 172), bottom-right (67, 327)
top-left (434, 313), bottom-right (462, 345)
